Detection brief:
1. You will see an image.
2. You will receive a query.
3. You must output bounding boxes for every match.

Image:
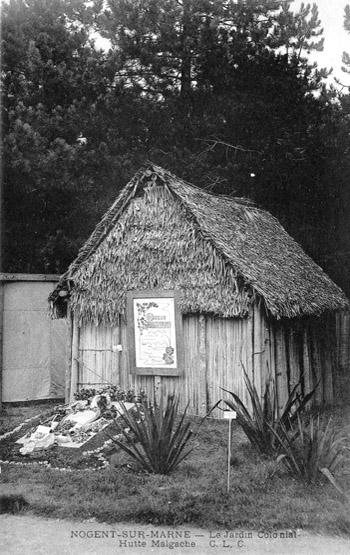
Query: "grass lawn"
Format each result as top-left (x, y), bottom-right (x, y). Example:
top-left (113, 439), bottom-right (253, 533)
top-left (0, 396), bottom-right (350, 536)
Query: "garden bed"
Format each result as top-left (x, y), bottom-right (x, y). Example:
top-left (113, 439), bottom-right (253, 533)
top-left (0, 395), bottom-right (134, 471)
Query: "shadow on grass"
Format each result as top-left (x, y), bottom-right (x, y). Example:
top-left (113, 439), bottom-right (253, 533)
top-left (0, 494), bottom-right (30, 514)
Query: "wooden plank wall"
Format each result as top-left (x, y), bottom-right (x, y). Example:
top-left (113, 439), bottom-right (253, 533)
top-left (75, 307), bottom-right (338, 415)
top-left (78, 324), bottom-right (121, 390)
top-left (336, 311), bottom-right (350, 373)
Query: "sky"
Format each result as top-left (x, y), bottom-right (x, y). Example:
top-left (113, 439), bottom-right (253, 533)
top-left (292, 0), bottom-right (350, 86)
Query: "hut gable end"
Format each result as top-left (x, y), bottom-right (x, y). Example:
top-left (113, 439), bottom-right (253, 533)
top-left (69, 182), bottom-right (251, 326)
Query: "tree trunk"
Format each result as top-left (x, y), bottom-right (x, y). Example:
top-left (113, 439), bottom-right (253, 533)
top-left (180, 0), bottom-right (192, 99)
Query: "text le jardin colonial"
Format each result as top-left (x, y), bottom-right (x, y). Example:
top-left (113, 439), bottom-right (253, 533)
top-left (70, 529), bottom-right (297, 549)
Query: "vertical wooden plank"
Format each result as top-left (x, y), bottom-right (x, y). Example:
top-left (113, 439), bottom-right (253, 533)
top-left (110, 325), bottom-right (117, 385)
top-left (101, 326), bottom-right (106, 386)
top-left (94, 326), bottom-right (98, 385)
top-left (275, 323), bottom-right (288, 414)
top-left (235, 317), bottom-right (242, 398)
top-left (336, 312), bottom-right (341, 371)
top-left (81, 325), bottom-right (87, 386)
top-left (260, 306), bottom-right (268, 399)
top-left (103, 325), bottom-right (108, 385)
top-left (220, 318), bottom-right (226, 402)
top-left (78, 325), bottom-right (84, 386)
top-left (310, 321), bottom-right (323, 405)
top-left (100, 326), bottom-right (104, 385)
top-left (263, 318), bottom-right (277, 408)
top-left (303, 325), bottom-right (312, 396)
top-left (97, 325), bottom-right (102, 386)
top-left (261, 314), bottom-right (271, 390)
top-left (323, 314), bottom-right (334, 404)
top-left (101, 325), bottom-right (105, 385)
top-left (226, 318), bottom-right (235, 394)
top-left (237, 317), bottom-right (244, 406)
top-left (86, 324), bottom-right (93, 387)
top-left (81, 325), bottom-right (88, 386)
top-left (246, 306), bottom-right (254, 386)
top-left (219, 318), bottom-right (225, 391)
top-left (239, 317), bottom-right (249, 412)
top-left (211, 316), bottom-right (222, 419)
top-left (80, 325), bottom-right (85, 386)
top-left (227, 318), bottom-right (234, 396)
top-left (92, 324), bottom-right (97, 386)
top-left (86, 325), bottom-right (93, 385)
top-left (194, 314), bottom-right (200, 415)
top-left (288, 323), bottom-right (299, 392)
top-left (238, 317), bottom-right (245, 404)
top-left (253, 303), bottom-right (263, 402)
top-left (154, 375), bottom-right (162, 405)
top-left (120, 318), bottom-right (129, 388)
top-left (112, 317), bottom-right (121, 385)
top-left (269, 319), bottom-right (276, 386)
top-left (337, 311), bottom-right (350, 373)
top-left (106, 325), bottom-right (112, 385)
top-left (195, 315), bottom-right (201, 414)
top-left (183, 315), bottom-right (188, 411)
top-left (205, 315), bottom-right (213, 412)
top-left (274, 324), bottom-right (282, 412)
top-left (106, 325), bottom-right (111, 385)
top-left (182, 315), bottom-right (189, 412)
top-left (184, 314), bottom-right (201, 416)
top-left (215, 317), bottom-right (222, 415)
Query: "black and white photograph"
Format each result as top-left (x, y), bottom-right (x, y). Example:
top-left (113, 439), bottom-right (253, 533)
top-left (1, 1), bottom-right (350, 554)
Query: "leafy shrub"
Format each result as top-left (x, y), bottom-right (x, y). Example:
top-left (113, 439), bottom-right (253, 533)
top-left (275, 414), bottom-right (349, 489)
top-left (221, 368), bottom-right (316, 456)
top-left (108, 394), bottom-right (194, 474)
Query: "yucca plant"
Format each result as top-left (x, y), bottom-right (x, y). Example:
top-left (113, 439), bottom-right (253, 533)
top-left (221, 368), bottom-right (317, 456)
top-left (273, 414), bottom-right (349, 490)
top-left (107, 394), bottom-right (194, 474)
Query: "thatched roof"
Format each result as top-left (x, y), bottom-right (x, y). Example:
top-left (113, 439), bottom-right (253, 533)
top-left (49, 164), bottom-right (348, 325)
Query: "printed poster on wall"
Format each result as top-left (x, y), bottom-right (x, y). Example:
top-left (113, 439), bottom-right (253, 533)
top-left (134, 297), bottom-right (177, 368)
top-left (127, 290), bottom-right (182, 375)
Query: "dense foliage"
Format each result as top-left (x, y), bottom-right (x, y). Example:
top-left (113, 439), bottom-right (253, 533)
top-left (2, 0), bottom-right (350, 294)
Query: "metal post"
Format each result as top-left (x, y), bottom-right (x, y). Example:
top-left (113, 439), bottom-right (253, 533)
top-left (227, 417), bottom-right (232, 493)
top-left (224, 410), bottom-right (236, 493)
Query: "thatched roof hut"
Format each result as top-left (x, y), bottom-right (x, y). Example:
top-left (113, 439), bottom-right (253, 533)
top-left (49, 164), bottom-right (348, 413)
top-left (49, 164), bottom-right (347, 323)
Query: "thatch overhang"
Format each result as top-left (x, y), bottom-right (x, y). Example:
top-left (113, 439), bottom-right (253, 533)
top-left (49, 164), bottom-right (349, 326)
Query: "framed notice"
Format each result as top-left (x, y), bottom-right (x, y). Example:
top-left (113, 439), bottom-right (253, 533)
top-left (127, 290), bottom-right (183, 376)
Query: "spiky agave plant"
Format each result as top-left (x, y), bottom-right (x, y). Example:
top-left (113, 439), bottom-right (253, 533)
top-left (221, 368), bottom-right (317, 456)
top-left (274, 414), bottom-right (349, 491)
top-left (107, 394), bottom-right (194, 474)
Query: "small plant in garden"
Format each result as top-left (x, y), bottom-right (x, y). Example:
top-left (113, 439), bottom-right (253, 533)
top-left (107, 394), bottom-right (195, 475)
top-left (274, 414), bottom-right (349, 491)
top-left (221, 368), bottom-right (317, 456)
